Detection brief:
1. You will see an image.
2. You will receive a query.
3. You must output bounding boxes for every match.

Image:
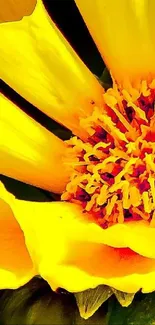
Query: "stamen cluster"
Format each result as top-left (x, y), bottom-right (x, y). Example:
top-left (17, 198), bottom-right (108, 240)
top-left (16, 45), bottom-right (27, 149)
top-left (62, 81), bottom-right (155, 228)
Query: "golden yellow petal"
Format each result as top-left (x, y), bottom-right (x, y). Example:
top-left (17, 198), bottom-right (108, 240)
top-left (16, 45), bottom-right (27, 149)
top-left (47, 247), bottom-right (155, 294)
top-left (0, 186), bottom-right (35, 289)
top-left (2, 182), bottom-right (155, 294)
top-left (0, 95), bottom-right (71, 193)
top-left (0, 0), bottom-right (37, 23)
top-left (75, 0), bottom-right (155, 87)
top-left (0, 0), bottom-right (103, 137)
top-left (93, 220), bottom-right (155, 259)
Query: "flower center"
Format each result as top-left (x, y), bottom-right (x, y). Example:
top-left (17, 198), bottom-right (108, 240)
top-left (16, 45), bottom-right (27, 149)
top-left (62, 80), bottom-right (155, 228)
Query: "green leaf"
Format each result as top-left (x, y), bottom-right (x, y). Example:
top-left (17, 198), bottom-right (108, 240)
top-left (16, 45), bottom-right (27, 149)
top-left (74, 285), bottom-right (112, 319)
top-left (0, 278), bottom-right (75, 325)
top-left (107, 292), bottom-right (155, 325)
top-left (0, 278), bottom-right (108, 325)
top-left (111, 288), bottom-right (135, 307)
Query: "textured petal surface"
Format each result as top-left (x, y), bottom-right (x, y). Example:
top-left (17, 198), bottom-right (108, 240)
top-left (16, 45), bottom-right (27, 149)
top-left (0, 0), bottom-right (37, 22)
top-left (1, 182), bottom-right (155, 294)
top-left (0, 0), bottom-right (103, 137)
top-left (75, 0), bottom-right (155, 87)
top-left (0, 95), bottom-right (71, 193)
top-left (0, 185), bottom-right (35, 289)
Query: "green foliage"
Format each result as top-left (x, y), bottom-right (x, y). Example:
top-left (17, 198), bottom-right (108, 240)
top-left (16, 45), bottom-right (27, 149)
top-left (111, 289), bottom-right (135, 307)
top-left (75, 285), bottom-right (112, 319)
top-left (0, 278), bottom-right (107, 325)
top-left (107, 292), bottom-right (155, 325)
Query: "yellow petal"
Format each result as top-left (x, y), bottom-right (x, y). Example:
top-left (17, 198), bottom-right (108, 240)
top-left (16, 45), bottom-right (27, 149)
top-left (94, 220), bottom-right (155, 259)
top-left (0, 0), bottom-right (103, 137)
top-left (1, 182), bottom-right (155, 294)
top-left (50, 246), bottom-right (155, 294)
top-left (75, 0), bottom-right (155, 87)
top-left (0, 94), bottom-right (71, 193)
top-left (0, 185), bottom-right (35, 289)
top-left (0, 0), bottom-right (37, 23)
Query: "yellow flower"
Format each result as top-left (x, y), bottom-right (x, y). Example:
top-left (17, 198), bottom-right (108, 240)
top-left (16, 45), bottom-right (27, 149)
top-left (1, 0), bottom-right (155, 315)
